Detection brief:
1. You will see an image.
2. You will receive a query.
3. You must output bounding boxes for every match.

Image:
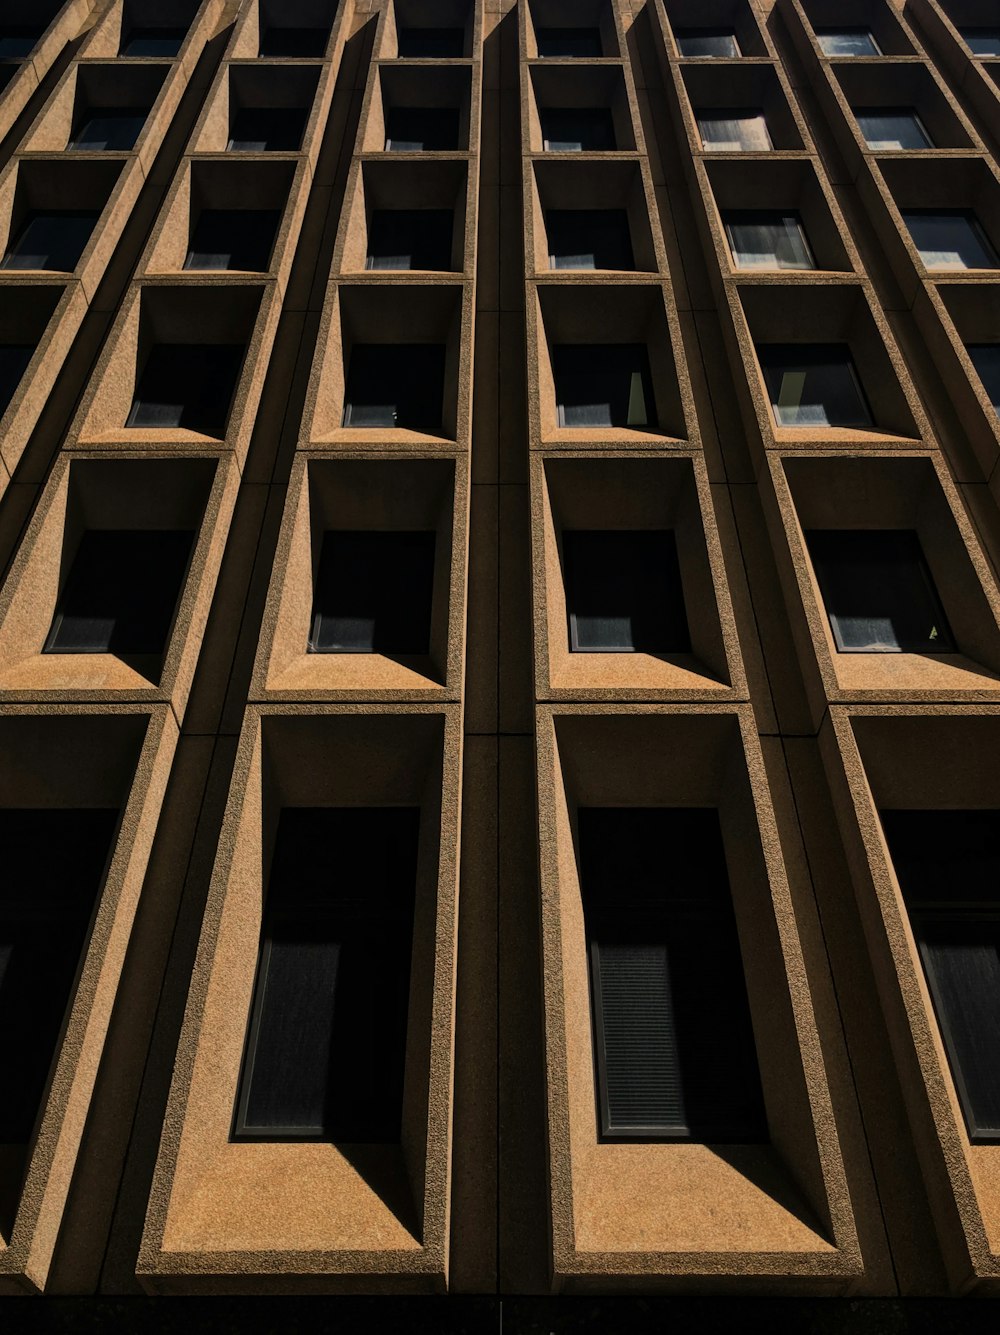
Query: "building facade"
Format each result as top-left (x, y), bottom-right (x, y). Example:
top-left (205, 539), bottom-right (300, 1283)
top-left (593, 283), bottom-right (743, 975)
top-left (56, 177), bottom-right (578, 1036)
top-left (0, 0), bottom-right (1000, 1319)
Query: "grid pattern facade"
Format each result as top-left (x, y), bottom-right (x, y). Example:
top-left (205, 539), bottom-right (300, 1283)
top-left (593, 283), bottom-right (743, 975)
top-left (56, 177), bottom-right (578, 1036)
top-left (0, 0), bottom-right (999, 1307)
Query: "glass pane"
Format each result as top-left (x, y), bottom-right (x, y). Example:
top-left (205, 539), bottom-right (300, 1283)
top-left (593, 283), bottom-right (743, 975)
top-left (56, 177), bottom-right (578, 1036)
top-left (235, 807), bottom-right (419, 1141)
top-left (228, 107), bottom-right (308, 151)
top-left (759, 343), bottom-right (872, 427)
top-left (128, 343), bottom-right (244, 435)
top-left (0, 30), bottom-right (41, 58)
top-left (0, 344), bottom-right (33, 415)
top-left (723, 210), bottom-right (814, 269)
top-left (698, 109), bottom-right (771, 151)
top-left (552, 343), bottom-right (656, 428)
top-left (968, 344), bottom-right (1000, 416)
top-left (310, 530), bottom-right (436, 653)
top-left (855, 108), bottom-right (932, 150)
top-left (546, 209), bottom-right (634, 270)
top-left (903, 211), bottom-right (999, 269)
top-left (121, 28), bottom-right (186, 56)
top-left (0, 809), bottom-right (119, 1142)
top-left (675, 29), bottom-right (740, 58)
top-left (2, 211), bottom-right (98, 271)
top-left (342, 343), bottom-right (446, 431)
top-left (384, 106), bottom-right (461, 151)
top-left (579, 807), bottom-right (767, 1142)
top-left (366, 209), bottom-right (454, 270)
top-left (185, 209), bottom-right (281, 271)
top-left (260, 27), bottom-right (329, 57)
top-left (535, 27), bottom-right (603, 58)
top-left (961, 28), bottom-right (1000, 56)
top-left (397, 27), bottom-right (465, 57)
top-left (563, 530), bottom-right (690, 653)
top-left (805, 529), bottom-right (955, 653)
top-left (815, 28), bottom-right (881, 57)
top-left (71, 108), bottom-right (147, 150)
top-left (540, 107), bottom-right (617, 152)
top-left (44, 529), bottom-right (194, 655)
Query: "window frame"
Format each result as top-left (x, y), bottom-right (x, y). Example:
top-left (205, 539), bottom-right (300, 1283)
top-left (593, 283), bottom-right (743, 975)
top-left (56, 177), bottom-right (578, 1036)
top-left (758, 342), bottom-right (875, 429)
top-left (853, 105), bottom-right (933, 151)
top-left (901, 209), bottom-right (1000, 271)
top-left (722, 208), bottom-right (815, 271)
top-left (674, 27), bottom-right (741, 59)
top-left (696, 106), bottom-right (772, 153)
top-left (813, 27), bottom-right (882, 57)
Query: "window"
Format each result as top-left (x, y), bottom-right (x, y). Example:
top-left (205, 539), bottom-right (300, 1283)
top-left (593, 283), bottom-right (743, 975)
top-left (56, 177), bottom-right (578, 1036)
top-left (233, 807), bottom-right (419, 1142)
top-left (44, 529), bottom-right (194, 655)
top-left (365, 209), bottom-right (454, 270)
top-left (697, 109), bottom-right (771, 152)
top-left (723, 210), bottom-right (814, 270)
top-left (342, 344), bottom-right (446, 431)
top-left (0, 809), bottom-right (119, 1143)
top-left (397, 27), bottom-right (465, 57)
top-left (259, 26), bottom-right (330, 57)
top-left (535, 27), bottom-right (603, 58)
top-left (121, 27), bottom-right (186, 56)
top-left (562, 530), bottom-right (689, 652)
top-left (805, 529), bottom-right (954, 653)
top-left (70, 107), bottom-right (148, 151)
top-left (0, 28), bottom-right (41, 58)
top-left (228, 108), bottom-right (308, 152)
top-left (384, 107), bottom-right (461, 151)
top-left (540, 108), bottom-right (617, 152)
top-left (960, 28), bottom-right (1000, 56)
top-left (758, 343), bottom-right (873, 428)
top-left (814, 27), bottom-right (881, 57)
top-left (0, 344), bottom-right (33, 415)
top-left (675, 28), bottom-right (741, 58)
top-left (880, 810), bottom-right (1000, 1142)
top-left (127, 343), bottom-right (244, 435)
top-left (310, 530), bottom-right (436, 653)
top-left (968, 344), bottom-right (1000, 416)
top-left (546, 208), bottom-right (634, 269)
top-left (854, 107), bottom-right (932, 151)
top-left (1, 210), bottom-right (99, 271)
top-left (552, 343), bottom-right (655, 429)
top-left (579, 807), bottom-right (767, 1142)
top-left (901, 210), bottom-right (999, 270)
top-left (184, 209), bottom-right (281, 271)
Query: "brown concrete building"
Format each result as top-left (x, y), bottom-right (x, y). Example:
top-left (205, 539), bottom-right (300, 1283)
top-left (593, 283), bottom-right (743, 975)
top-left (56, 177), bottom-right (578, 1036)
top-left (2, 0), bottom-right (1000, 1328)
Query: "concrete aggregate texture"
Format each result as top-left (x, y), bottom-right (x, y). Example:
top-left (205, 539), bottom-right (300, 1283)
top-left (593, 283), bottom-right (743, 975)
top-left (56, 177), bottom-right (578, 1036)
top-left (1, 0), bottom-right (1000, 1316)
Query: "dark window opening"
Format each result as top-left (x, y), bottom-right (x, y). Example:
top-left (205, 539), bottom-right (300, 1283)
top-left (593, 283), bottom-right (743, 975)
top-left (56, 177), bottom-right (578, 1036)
top-left (342, 343), bottom-right (446, 432)
top-left (535, 27), bottom-right (603, 58)
top-left (0, 28), bottom-right (41, 59)
top-left (723, 209), bottom-right (814, 270)
top-left (397, 27), bottom-right (465, 57)
top-left (127, 343), bottom-right (244, 435)
top-left (70, 107), bottom-right (148, 151)
top-left (384, 107), bottom-right (461, 151)
top-left (579, 807), bottom-right (767, 1142)
top-left (805, 529), bottom-right (955, 654)
top-left (540, 107), bottom-right (617, 151)
top-left (0, 344), bottom-right (33, 416)
top-left (184, 208), bottom-right (281, 271)
top-left (902, 210), bottom-right (999, 270)
top-left (233, 807), bottom-right (420, 1142)
top-left (854, 107), bottom-right (932, 151)
top-left (228, 107), bottom-right (308, 151)
top-left (675, 28), bottom-right (740, 58)
top-left (44, 529), bottom-right (194, 656)
top-left (968, 344), bottom-right (1000, 416)
top-left (546, 208), bottom-right (634, 269)
top-left (553, 343), bottom-right (655, 429)
top-left (814, 27), bottom-right (881, 57)
top-left (121, 27), bottom-right (186, 56)
top-left (0, 808), bottom-right (119, 1143)
top-left (310, 530), bottom-right (436, 654)
top-left (758, 343), bottom-right (873, 428)
top-left (2, 210), bottom-right (99, 271)
top-left (366, 208), bottom-right (454, 270)
top-left (697, 108), bottom-right (771, 151)
top-left (881, 810), bottom-right (1000, 1142)
top-left (562, 530), bottom-right (690, 653)
top-left (259, 27), bottom-right (330, 57)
